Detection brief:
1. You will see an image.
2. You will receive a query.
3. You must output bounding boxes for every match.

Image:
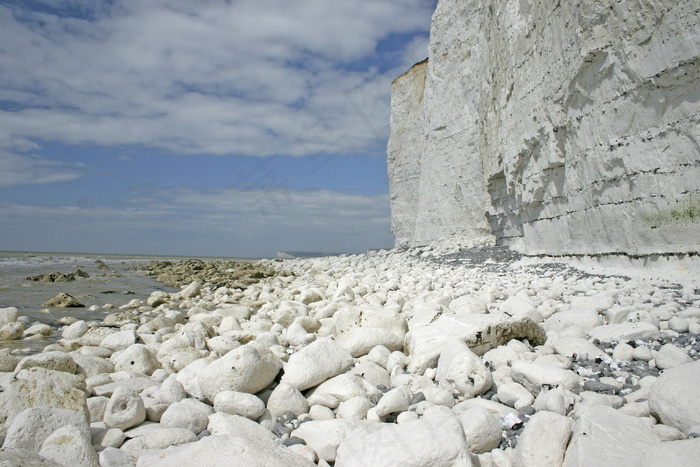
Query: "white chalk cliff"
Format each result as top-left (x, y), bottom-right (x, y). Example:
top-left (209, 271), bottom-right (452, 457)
top-left (388, 0), bottom-right (700, 255)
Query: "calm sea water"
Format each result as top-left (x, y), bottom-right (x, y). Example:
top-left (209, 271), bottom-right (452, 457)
top-left (0, 251), bottom-right (255, 354)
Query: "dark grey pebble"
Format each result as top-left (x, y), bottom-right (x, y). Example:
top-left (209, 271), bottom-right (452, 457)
top-left (271, 423), bottom-right (292, 438)
top-left (411, 392), bottom-right (426, 405)
top-left (518, 406), bottom-right (536, 416)
top-left (583, 380), bottom-right (619, 394)
top-left (283, 436), bottom-right (306, 447)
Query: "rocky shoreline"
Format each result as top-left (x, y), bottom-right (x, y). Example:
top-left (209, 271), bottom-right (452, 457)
top-left (0, 246), bottom-right (699, 466)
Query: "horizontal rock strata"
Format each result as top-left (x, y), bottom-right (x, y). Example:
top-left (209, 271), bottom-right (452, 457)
top-left (388, 0), bottom-right (700, 256)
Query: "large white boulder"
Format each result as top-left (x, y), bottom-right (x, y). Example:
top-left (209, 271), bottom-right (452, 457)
top-left (335, 406), bottom-right (474, 466)
top-left (69, 353), bottom-right (114, 378)
top-left (119, 426), bottom-right (196, 459)
top-left (654, 344), bottom-right (692, 370)
top-left (0, 307), bottom-right (18, 326)
top-left (374, 385), bottom-right (413, 418)
top-left (587, 322), bottom-right (660, 343)
top-left (160, 401), bottom-right (209, 434)
top-left (15, 351), bottom-right (77, 374)
top-left (110, 344), bottom-right (159, 375)
top-left (333, 305), bottom-right (408, 357)
top-left (197, 341), bottom-right (282, 402)
top-left (213, 391), bottom-right (266, 420)
top-left (38, 425), bottom-right (98, 467)
top-left (0, 370), bottom-right (87, 442)
top-left (512, 411), bottom-right (572, 467)
top-left (280, 337), bottom-right (353, 391)
top-left (306, 373), bottom-right (382, 404)
top-left (103, 386), bottom-right (145, 431)
top-left (2, 407), bottom-right (90, 451)
top-left (639, 438), bottom-right (700, 466)
top-left (405, 314), bottom-right (545, 373)
top-left (100, 330), bottom-right (139, 352)
top-left (291, 419), bottom-right (388, 463)
top-left (207, 412), bottom-right (276, 441)
top-left (266, 382), bottom-right (308, 417)
top-left (457, 406), bottom-right (502, 454)
top-left (436, 338), bottom-right (492, 398)
top-left (649, 359), bottom-right (700, 434)
top-left (135, 434), bottom-right (314, 467)
top-left (510, 360), bottom-right (581, 395)
top-left (563, 405), bottom-right (660, 466)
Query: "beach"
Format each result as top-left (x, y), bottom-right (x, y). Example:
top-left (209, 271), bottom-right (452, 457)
top-left (0, 244), bottom-right (699, 465)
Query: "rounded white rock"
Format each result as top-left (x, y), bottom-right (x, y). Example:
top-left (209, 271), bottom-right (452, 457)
top-left (457, 406), bottom-right (502, 454)
top-left (103, 386), bottom-right (146, 431)
top-left (267, 383), bottom-right (309, 417)
top-left (214, 391), bottom-right (266, 420)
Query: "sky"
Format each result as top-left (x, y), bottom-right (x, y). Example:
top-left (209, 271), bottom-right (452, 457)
top-left (0, 0), bottom-right (437, 258)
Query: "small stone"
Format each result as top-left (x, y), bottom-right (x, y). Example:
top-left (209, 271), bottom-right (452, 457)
top-left (214, 391), bottom-right (266, 420)
top-left (0, 322), bottom-right (25, 341)
top-left (668, 316), bottom-right (689, 333)
top-left (612, 343), bottom-right (634, 361)
top-left (62, 320), bottom-right (88, 339)
top-left (0, 307), bottom-right (19, 326)
top-left (632, 346), bottom-right (653, 362)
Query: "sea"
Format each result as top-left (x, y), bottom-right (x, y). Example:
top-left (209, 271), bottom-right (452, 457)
top-left (0, 251), bottom-right (254, 355)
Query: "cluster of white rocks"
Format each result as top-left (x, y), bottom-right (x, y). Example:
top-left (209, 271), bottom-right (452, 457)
top-left (1, 246), bottom-right (700, 466)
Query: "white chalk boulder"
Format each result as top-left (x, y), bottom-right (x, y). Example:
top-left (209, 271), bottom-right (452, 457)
top-left (197, 341), bottom-right (282, 402)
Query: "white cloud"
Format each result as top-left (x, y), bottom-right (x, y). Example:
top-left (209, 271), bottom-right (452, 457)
top-left (0, 186), bottom-right (393, 257)
top-left (0, 0), bottom-right (434, 158)
top-left (0, 151), bottom-right (84, 187)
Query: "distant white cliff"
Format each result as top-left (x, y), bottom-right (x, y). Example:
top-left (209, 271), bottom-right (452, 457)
top-left (388, 0), bottom-right (700, 256)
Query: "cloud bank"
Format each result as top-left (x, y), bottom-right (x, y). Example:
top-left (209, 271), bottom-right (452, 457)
top-left (0, 0), bottom-right (434, 159)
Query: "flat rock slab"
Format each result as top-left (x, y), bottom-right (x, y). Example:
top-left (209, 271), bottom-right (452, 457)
top-left (291, 419), bottom-right (387, 463)
top-left (587, 322), bottom-right (660, 343)
top-left (335, 406), bottom-right (473, 466)
top-left (563, 405), bottom-right (660, 467)
top-left (405, 313), bottom-right (546, 373)
top-left (135, 434), bottom-right (315, 467)
top-left (649, 359), bottom-right (700, 434)
top-left (640, 438), bottom-right (700, 466)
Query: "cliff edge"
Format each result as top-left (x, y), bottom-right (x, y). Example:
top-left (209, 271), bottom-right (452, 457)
top-left (388, 0), bottom-right (700, 256)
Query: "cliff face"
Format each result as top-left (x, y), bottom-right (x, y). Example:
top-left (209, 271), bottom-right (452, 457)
top-left (388, 0), bottom-right (700, 255)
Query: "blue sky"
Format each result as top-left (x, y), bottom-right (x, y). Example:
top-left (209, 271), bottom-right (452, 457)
top-left (0, 0), bottom-right (436, 258)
